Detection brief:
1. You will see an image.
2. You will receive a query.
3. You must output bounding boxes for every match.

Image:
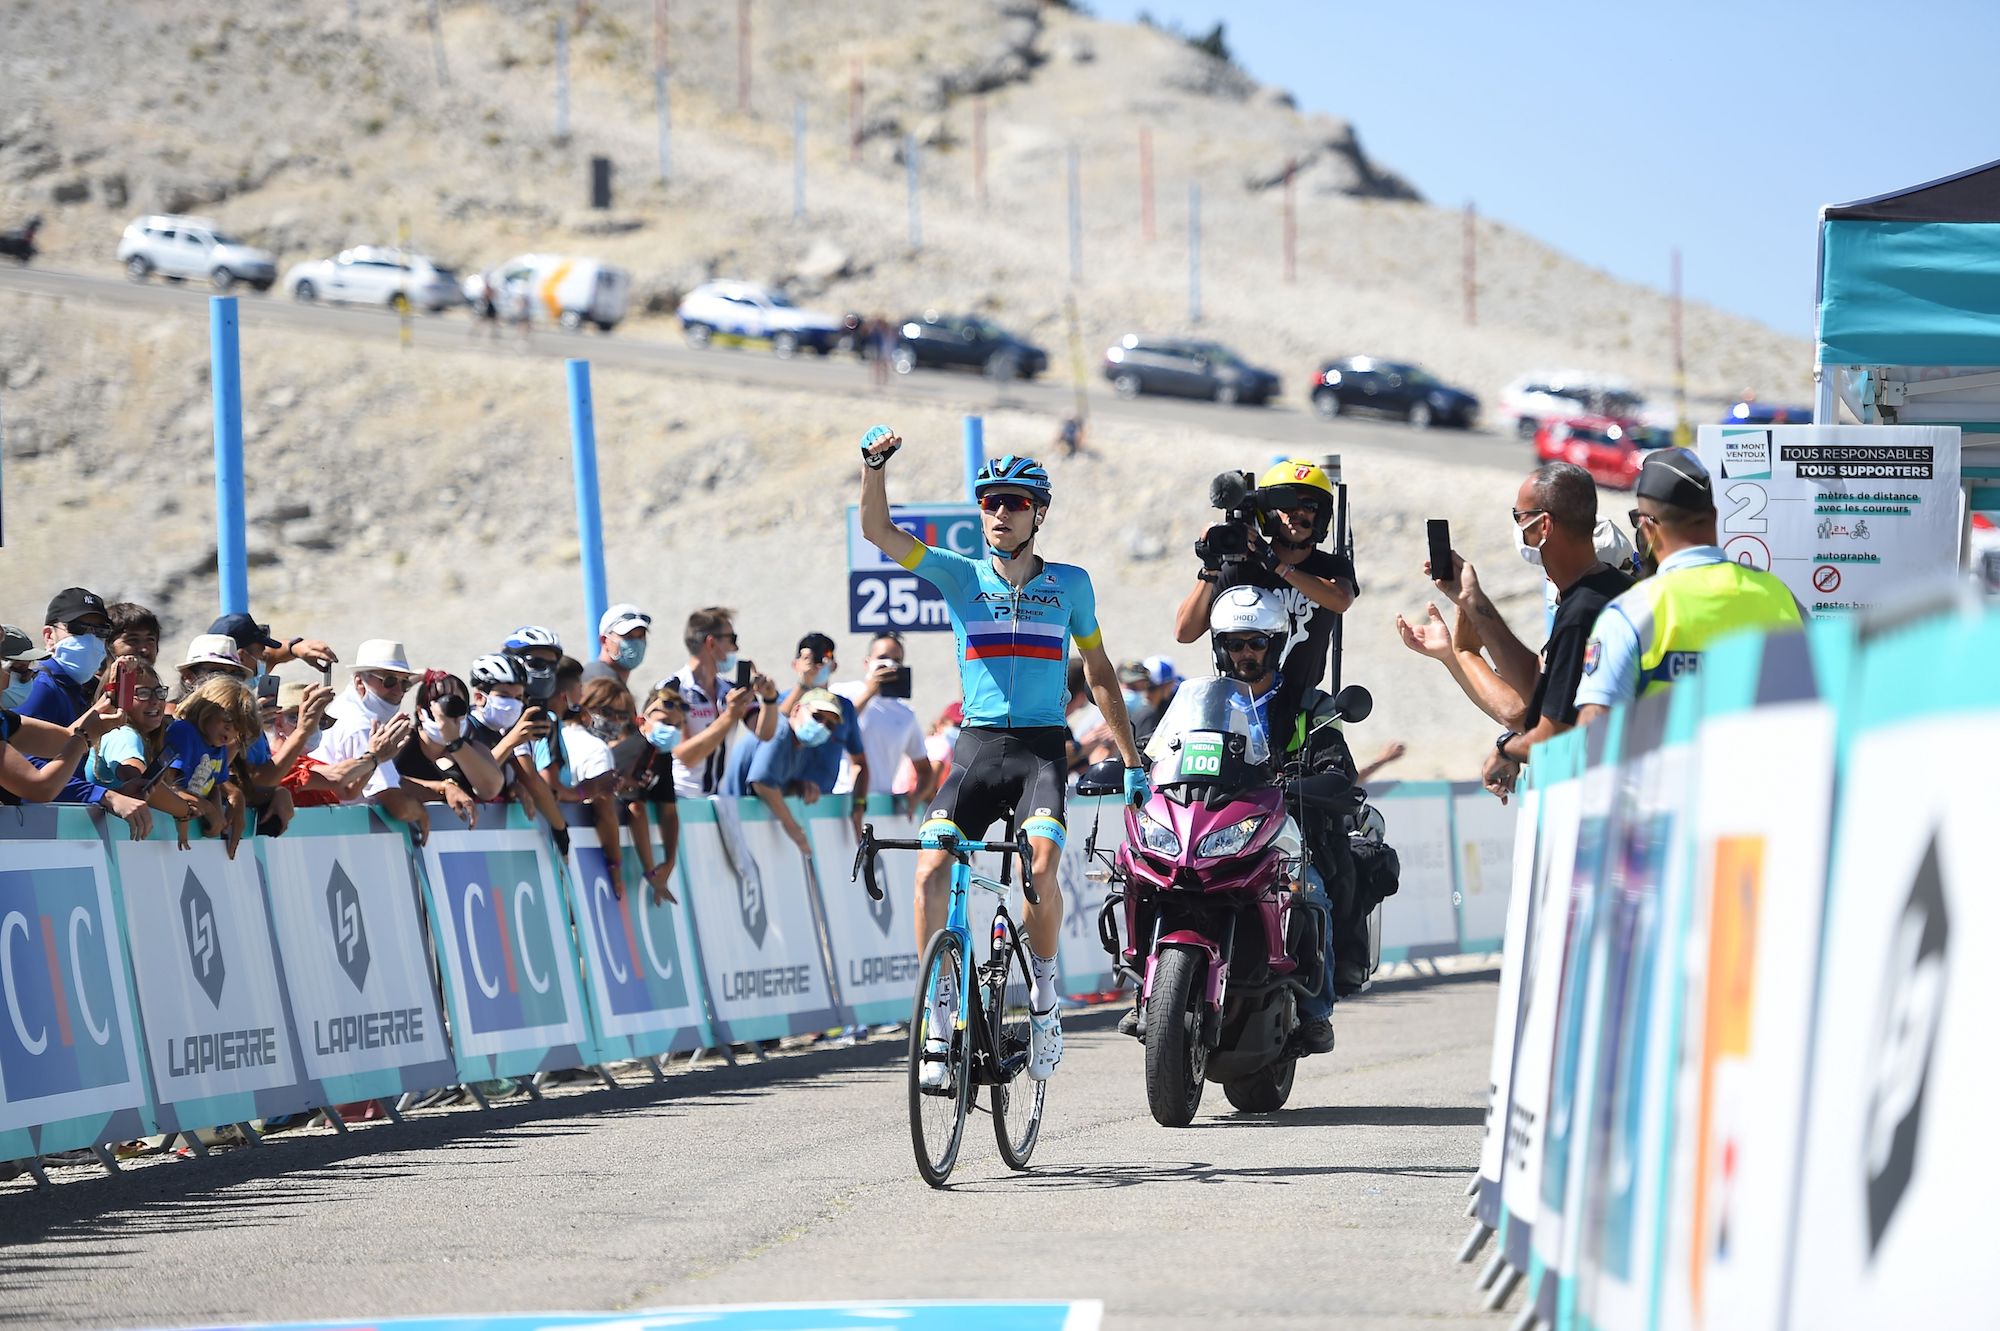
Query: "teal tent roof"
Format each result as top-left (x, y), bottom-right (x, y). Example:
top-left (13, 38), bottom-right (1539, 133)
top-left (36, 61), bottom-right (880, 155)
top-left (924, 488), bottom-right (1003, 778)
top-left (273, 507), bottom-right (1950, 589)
top-left (1818, 159), bottom-right (2000, 366)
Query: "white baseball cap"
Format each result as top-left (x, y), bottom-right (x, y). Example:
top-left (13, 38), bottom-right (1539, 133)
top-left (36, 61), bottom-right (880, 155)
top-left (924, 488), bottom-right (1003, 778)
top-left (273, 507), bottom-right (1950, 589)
top-left (599, 603), bottom-right (652, 637)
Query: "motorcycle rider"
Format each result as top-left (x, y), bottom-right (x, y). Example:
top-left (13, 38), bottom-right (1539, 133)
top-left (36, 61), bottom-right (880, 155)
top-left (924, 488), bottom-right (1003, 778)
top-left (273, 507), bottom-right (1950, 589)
top-left (1120, 585), bottom-right (1340, 1055)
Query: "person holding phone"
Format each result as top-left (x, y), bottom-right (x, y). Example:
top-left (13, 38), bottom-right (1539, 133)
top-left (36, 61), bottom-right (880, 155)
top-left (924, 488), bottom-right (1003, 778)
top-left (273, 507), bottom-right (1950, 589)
top-left (833, 630), bottom-right (936, 814)
top-left (664, 606), bottom-right (780, 799)
top-left (624, 683), bottom-right (685, 905)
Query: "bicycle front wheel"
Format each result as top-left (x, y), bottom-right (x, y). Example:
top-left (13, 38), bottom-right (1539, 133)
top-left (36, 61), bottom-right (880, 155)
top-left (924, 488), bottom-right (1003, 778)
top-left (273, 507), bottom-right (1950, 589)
top-left (908, 929), bottom-right (971, 1188)
top-left (988, 913), bottom-right (1046, 1171)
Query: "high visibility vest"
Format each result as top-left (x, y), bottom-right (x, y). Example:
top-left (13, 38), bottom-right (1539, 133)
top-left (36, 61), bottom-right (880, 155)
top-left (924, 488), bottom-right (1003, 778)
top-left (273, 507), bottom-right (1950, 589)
top-left (1612, 557), bottom-right (1803, 696)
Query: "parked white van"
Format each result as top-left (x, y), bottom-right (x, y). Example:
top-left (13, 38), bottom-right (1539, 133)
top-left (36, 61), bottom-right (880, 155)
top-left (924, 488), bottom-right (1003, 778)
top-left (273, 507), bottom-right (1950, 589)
top-left (471, 254), bottom-right (630, 332)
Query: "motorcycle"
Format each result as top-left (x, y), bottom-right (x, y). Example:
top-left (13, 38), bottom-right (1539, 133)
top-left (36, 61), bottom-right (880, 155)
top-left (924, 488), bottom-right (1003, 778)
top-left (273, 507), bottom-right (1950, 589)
top-left (0, 215), bottom-right (41, 265)
top-left (1080, 675), bottom-right (1378, 1127)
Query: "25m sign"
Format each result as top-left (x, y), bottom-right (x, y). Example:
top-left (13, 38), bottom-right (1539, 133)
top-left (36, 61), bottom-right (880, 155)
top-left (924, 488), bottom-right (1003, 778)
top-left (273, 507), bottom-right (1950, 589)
top-left (848, 571), bottom-right (951, 634)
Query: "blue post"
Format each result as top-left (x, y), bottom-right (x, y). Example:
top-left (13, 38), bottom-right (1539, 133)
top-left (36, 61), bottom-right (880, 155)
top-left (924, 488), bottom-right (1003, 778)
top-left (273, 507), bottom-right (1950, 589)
top-left (962, 415), bottom-right (985, 503)
top-left (567, 359), bottom-right (608, 651)
top-left (209, 296), bottom-right (249, 615)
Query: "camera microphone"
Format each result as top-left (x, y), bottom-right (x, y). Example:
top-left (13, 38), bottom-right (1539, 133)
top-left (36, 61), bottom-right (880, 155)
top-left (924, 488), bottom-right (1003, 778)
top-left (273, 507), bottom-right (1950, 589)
top-left (1209, 471), bottom-right (1251, 510)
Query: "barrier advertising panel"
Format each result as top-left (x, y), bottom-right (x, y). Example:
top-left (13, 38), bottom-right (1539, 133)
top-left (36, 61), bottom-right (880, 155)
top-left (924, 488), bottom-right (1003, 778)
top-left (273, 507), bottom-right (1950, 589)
top-left (117, 838), bottom-right (312, 1131)
top-left (680, 800), bottom-right (838, 1043)
top-left (258, 812), bottom-right (455, 1104)
top-left (805, 799), bottom-right (921, 1028)
top-left (418, 818), bottom-right (594, 1081)
top-left (1452, 789), bottom-right (1518, 954)
top-left (0, 822), bottom-right (150, 1159)
top-left (1788, 616), bottom-right (1998, 1327)
top-left (562, 823), bottom-right (713, 1059)
top-left (1373, 782), bottom-right (1460, 963)
top-left (1473, 785), bottom-right (1542, 1231)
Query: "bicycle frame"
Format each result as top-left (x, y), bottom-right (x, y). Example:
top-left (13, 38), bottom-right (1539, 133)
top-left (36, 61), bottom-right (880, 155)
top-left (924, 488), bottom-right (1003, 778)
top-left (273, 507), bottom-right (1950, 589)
top-left (853, 824), bottom-right (1039, 1078)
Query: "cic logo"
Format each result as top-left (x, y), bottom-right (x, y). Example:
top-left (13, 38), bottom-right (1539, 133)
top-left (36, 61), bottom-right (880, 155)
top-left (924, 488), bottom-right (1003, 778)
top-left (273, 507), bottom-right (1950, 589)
top-left (326, 864), bottom-right (371, 993)
top-left (180, 870), bottom-right (226, 1008)
top-left (2, 904), bottom-right (114, 1057)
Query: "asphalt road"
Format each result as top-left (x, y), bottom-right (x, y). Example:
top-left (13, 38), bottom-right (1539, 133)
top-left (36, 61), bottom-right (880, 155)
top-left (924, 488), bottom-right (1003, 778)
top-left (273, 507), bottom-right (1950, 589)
top-left (0, 264), bottom-right (1531, 472)
top-left (0, 969), bottom-right (1499, 1331)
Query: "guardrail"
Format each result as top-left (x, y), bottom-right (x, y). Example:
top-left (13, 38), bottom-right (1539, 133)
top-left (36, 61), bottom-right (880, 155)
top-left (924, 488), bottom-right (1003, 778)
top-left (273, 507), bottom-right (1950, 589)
top-left (1459, 603), bottom-right (1994, 1329)
top-left (1, 781), bottom-right (1511, 1176)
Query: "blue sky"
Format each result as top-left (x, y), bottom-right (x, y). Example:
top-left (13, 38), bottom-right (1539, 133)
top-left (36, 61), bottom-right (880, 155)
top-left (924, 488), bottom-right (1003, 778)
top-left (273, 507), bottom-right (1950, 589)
top-left (1090, 0), bottom-right (1999, 338)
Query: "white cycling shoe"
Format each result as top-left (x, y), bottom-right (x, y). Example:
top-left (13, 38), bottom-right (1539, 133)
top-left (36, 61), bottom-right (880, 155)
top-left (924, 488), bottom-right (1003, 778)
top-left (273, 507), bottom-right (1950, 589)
top-left (1027, 1006), bottom-right (1063, 1081)
top-left (918, 1037), bottom-right (954, 1093)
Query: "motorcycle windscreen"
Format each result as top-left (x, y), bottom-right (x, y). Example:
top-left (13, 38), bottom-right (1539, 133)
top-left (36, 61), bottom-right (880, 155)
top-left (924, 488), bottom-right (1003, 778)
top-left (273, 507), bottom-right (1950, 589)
top-left (1144, 677), bottom-right (1272, 782)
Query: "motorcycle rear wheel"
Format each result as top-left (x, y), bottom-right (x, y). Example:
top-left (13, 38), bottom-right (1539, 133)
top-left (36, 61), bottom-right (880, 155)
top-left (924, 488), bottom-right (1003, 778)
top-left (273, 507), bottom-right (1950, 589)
top-left (1223, 1055), bottom-right (1297, 1113)
top-left (1144, 947), bottom-right (1207, 1127)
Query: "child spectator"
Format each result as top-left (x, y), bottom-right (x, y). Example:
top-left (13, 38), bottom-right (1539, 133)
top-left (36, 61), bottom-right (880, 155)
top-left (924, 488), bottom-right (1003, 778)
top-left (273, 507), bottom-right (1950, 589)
top-left (106, 603), bottom-right (161, 666)
top-left (164, 674), bottom-right (257, 857)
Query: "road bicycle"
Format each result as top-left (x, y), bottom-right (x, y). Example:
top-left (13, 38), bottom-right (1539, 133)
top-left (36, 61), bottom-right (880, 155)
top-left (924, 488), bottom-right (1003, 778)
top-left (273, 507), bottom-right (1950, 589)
top-left (853, 823), bottom-right (1047, 1188)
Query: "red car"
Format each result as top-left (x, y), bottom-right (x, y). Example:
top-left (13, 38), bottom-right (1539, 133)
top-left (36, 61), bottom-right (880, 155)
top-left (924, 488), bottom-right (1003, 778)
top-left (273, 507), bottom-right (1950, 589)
top-left (1534, 415), bottom-right (1647, 489)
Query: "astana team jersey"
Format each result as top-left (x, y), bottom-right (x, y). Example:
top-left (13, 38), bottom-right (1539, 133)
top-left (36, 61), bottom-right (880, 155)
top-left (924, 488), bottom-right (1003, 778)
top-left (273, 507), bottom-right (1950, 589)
top-left (894, 541), bottom-right (1102, 729)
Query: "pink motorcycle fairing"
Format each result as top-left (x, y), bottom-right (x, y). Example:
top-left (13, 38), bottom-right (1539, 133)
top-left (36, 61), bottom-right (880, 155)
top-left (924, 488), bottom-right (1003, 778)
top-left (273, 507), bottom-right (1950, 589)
top-left (1116, 785), bottom-right (1298, 980)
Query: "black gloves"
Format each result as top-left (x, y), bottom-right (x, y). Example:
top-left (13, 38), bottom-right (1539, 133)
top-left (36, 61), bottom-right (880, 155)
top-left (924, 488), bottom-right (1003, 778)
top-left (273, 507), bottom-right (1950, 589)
top-left (551, 824), bottom-right (571, 858)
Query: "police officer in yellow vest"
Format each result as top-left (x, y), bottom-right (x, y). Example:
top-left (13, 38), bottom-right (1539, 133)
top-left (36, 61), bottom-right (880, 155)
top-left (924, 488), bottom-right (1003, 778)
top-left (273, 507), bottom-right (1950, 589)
top-left (1573, 448), bottom-right (1803, 726)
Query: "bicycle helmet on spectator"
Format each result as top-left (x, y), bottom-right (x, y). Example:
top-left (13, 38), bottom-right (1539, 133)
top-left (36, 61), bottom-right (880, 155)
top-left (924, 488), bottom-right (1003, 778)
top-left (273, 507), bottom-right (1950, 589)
top-left (1253, 459), bottom-right (1335, 545)
top-left (502, 625), bottom-right (562, 655)
top-left (973, 455), bottom-right (1053, 507)
top-left (1208, 586), bottom-right (1292, 680)
top-left (469, 654), bottom-right (527, 689)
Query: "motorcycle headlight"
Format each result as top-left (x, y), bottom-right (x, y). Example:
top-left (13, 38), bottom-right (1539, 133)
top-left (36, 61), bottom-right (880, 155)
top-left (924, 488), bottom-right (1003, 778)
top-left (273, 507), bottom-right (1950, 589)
top-left (1196, 815), bottom-right (1267, 858)
top-left (1137, 811), bottom-right (1181, 857)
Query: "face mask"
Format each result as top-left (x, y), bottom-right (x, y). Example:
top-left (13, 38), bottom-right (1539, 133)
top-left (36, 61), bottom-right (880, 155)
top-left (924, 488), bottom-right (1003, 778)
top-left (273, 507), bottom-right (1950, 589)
top-left (715, 650), bottom-right (740, 679)
top-left (358, 687), bottom-right (401, 724)
top-left (478, 694), bottom-right (525, 732)
top-left (1513, 514), bottom-right (1545, 569)
top-left (615, 637), bottom-right (647, 669)
top-left (2, 679), bottom-right (28, 709)
top-left (52, 634), bottom-right (107, 684)
top-left (1121, 687), bottom-right (1145, 715)
top-left (812, 660), bottom-right (834, 686)
top-left (421, 717), bottom-right (447, 746)
top-left (793, 717), bottom-right (832, 747)
top-left (647, 722), bottom-right (681, 752)
top-left (522, 663), bottom-right (558, 702)
top-left (586, 713), bottom-right (625, 743)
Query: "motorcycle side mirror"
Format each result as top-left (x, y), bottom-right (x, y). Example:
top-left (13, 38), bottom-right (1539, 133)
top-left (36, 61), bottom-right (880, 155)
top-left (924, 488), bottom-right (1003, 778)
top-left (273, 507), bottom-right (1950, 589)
top-left (1076, 756), bottom-right (1126, 798)
top-left (1333, 684), bottom-right (1373, 724)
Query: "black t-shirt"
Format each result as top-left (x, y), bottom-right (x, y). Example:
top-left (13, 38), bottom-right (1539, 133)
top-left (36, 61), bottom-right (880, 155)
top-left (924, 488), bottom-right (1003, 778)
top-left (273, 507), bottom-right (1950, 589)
top-left (1527, 564), bottom-right (1635, 730)
top-left (1216, 546), bottom-right (1359, 717)
top-left (399, 719), bottom-right (518, 799)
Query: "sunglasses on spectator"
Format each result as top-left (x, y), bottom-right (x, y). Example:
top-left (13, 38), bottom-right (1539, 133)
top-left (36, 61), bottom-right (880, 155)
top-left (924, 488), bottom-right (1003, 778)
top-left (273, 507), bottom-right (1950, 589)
top-left (709, 632), bottom-right (738, 645)
top-left (651, 699), bottom-right (686, 714)
top-left (1628, 508), bottom-right (1655, 529)
top-left (978, 493), bottom-right (1036, 513)
top-left (1217, 634), bottom-right (1273, 653)
top-left (363, 672), bottom-right (410, 692)
top-left (64, 620), bottom-right (108, 638)
top-left (1511, 508), bottom-right (1546, 524)
top-left (129, 686), bottom-right (171, 702)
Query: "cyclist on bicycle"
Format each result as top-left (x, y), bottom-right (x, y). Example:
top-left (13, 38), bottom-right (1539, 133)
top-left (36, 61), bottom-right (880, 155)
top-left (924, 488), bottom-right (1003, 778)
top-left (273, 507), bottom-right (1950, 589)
top-left (860, 427), bottom-right (1147, 1086)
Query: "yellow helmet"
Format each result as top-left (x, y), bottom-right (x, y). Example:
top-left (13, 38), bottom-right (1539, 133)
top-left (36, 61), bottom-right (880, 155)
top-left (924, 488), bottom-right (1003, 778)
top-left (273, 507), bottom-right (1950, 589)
top-left (1254, 460), bottom-right (1335, 543)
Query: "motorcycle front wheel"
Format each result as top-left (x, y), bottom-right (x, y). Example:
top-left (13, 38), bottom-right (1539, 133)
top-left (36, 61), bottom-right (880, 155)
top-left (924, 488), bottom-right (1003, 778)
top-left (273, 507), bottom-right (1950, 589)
top-left (1223, 1055), bottom-right (1297, 1113)
top-left (1144, 947), bottom-right (1208, 1127)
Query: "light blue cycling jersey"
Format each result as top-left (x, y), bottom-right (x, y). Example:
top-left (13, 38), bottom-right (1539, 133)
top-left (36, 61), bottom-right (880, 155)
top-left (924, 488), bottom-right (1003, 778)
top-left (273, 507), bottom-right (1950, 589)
top-left (895, 541), bottom-right (1102, 729)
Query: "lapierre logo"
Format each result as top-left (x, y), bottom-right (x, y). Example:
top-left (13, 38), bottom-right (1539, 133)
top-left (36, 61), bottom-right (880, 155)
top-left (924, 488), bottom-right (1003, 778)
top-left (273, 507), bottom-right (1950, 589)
top-left (1863, 833), bottom-right (1950, 1255)
top-left (326, 863), bottom-right (371, 992)
top-left (737, 862), bottom-right (767, 949)
top-left (180, 870), bottom-right (225, 1008)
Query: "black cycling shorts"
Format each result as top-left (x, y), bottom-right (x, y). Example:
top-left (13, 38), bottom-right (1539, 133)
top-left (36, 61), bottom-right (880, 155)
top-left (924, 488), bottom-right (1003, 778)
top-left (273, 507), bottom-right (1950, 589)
top-left (922, 726), bottom-right (1069, 848)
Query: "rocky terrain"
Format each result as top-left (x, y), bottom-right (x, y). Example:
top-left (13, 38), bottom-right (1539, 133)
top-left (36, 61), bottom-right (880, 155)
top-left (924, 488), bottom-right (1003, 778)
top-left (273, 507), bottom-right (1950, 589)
top-left (0, 0), bottom-right (1813, 777)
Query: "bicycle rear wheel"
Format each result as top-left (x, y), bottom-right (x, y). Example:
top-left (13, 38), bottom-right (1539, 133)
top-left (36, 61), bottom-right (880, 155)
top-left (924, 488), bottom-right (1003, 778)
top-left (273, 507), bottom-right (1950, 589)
top-left (987, 913), bottom-right (1046, 1170)
top-left (908, 929), bottom-right (971, 1188)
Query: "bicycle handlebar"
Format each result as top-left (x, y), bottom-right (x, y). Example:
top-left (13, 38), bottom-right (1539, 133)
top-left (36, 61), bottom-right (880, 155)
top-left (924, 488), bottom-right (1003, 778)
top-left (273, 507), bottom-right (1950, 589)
top-left (850, 824), bottom-right (1039, 907)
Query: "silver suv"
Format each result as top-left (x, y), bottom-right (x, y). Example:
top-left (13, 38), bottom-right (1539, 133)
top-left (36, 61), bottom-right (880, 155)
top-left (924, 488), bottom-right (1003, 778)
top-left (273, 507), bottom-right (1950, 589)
top-left (116, 215), bottom-right (278, 292)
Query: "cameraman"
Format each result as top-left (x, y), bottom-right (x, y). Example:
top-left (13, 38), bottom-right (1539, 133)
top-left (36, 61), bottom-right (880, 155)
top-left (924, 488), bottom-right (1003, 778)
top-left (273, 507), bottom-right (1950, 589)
top-left (1175, 460), bottom-right (1357, 721)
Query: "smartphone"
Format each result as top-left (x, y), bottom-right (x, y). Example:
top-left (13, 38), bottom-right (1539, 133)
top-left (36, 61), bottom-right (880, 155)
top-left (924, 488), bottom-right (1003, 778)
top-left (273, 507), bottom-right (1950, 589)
top-left (734, 659), bottom-right (753, 690)
top-left (1426, 519), bottom-right (1453, 583)
top-left (114, 662), bottom-right (137, 714)
top-left (880, 665), bottom-right (913, 699)
top-left (609, 732), bottom-right (650, 780)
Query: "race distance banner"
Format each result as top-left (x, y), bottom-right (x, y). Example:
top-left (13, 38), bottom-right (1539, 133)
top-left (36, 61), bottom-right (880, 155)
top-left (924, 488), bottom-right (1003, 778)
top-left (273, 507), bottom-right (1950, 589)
top-left (1698, 424), bottom-right (1961, 618)
top-left (1470, 606), bottom-right (1999, 1331)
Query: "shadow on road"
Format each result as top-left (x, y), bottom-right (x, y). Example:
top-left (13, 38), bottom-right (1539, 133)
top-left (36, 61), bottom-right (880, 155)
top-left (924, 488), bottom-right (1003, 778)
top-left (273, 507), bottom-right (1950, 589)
top-left (1190, 1103), bottom-right (1487, 1129)
top-left (958, 1158), bottom-right (1467, 1192)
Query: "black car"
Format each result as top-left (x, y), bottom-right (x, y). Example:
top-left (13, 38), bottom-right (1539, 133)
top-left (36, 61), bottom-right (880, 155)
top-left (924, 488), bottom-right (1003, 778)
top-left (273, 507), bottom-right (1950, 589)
top-left (893, 312), bottom-right (1048, 378)
top-left (1310, 356), bottom-right (1479, 429)
top-left (1103, 335), bottom-right (1281, 405)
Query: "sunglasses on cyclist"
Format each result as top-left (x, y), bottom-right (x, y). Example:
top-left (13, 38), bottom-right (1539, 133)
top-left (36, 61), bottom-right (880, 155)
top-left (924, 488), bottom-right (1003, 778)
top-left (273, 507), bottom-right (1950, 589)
top-left (978, 493), bottom-right (1036, 513)
top-left (1217, 634), bottom-right (1273, 653)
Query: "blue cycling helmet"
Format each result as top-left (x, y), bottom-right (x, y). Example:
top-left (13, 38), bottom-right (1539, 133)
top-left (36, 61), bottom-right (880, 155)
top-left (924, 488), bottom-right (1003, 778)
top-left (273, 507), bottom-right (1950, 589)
top-left (502, 625), bottom-right (561, 655)
top-left (973, 455), bottom-right (1052, 507)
